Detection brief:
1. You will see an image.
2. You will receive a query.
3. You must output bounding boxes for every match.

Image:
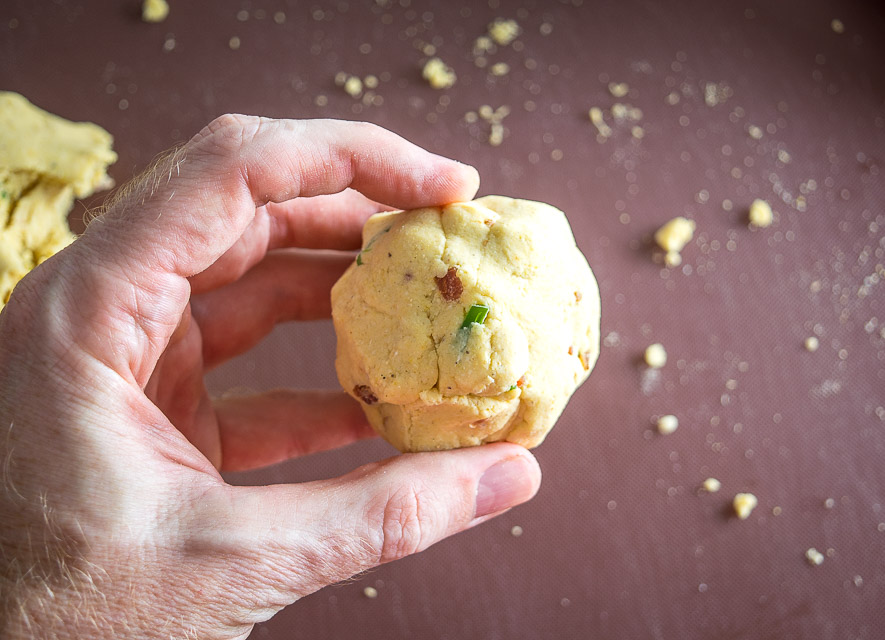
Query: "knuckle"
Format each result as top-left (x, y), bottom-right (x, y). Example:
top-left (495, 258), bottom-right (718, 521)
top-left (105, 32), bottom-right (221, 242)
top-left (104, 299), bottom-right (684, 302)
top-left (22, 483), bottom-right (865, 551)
top-left (374, 485), bottom-right (435, 563)
top-left (194, 113), bottom-right (263, 153)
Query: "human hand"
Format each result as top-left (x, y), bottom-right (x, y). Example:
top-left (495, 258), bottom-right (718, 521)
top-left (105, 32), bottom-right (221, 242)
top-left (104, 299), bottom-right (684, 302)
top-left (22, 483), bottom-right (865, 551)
top-left (0, 116), bottom-right (541, 639)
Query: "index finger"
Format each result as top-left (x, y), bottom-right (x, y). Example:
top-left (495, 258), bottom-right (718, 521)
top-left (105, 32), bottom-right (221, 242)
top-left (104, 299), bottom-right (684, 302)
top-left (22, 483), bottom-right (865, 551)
top-left (57, 116), bottom-right (481, 385)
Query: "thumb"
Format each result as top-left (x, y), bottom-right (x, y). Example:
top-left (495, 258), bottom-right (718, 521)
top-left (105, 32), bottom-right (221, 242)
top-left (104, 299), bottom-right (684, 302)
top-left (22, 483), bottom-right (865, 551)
top-left (223, 443), bottom-right (540, 599)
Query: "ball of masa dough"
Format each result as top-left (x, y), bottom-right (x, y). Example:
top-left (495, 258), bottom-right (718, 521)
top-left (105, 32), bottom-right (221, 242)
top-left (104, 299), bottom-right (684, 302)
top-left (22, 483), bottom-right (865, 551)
top-left (331, 195), bottom-right (600, 451)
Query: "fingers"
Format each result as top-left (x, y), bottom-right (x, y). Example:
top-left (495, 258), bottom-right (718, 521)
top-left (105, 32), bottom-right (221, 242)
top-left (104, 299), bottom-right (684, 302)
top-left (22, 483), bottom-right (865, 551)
top-left (214, 390), bottom-right (375, 472)
top-left (265, 190), bottom-right (396, 252)
top-left (60, 116), bottom-right (479, 384)
top-left (190, 249), bottom-right (352, 369)
top-left (217, 444), bottom-right (541, 598)
top-left (189, 189), bottom-right (389, 295)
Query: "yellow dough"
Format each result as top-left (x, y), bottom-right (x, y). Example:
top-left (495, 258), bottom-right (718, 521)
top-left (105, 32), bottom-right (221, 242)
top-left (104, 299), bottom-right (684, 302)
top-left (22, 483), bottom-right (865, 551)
top-left (0, 92), bottom-right (116, 309)
top-left (331, 196), bottom-right (600, 451)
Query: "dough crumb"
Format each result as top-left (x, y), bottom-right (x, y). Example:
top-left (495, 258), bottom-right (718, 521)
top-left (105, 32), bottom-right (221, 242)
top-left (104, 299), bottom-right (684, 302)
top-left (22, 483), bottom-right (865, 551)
top-left (772, 506), bottom-right (782, 516)
top-left (588, 107), bottom-right (612, 138)
top-left (824, 497), bottom-right (835, 509)
top-left (488, 18), bottom-right (520, 46)
top-left (733, 493), bottom-right (758, 520)
top-left (142, 0), bottom-right (169, 23)
top-left (363, 586), bottom-right (379, 598)
top-left (490, 62), bottom-right (510, 76)
top-left (608, 82), bottom-right (629, 98)
top-left (644, 343), bottom-right (667, 368)
top-left (748, 199), bottom-right (774, 228)
top-left (830, 19), bottom-right (845, 34)
top-left (657, 414), bottom-right (679, 435)
top-left (664, 250), bottom-right (682, 267)
top-left (422, 57), bottom-right (456, 89)
top-left (805, 547), bottom-right (825, 566)
top-left (804, 336), bottom-right (820, 352)
top-left (344, 75), bottom-right (363, 97)
top-left (654, 217), bottom-right (695, 266)
top-left (510, 525), bottom-right (524, 537)
top-left (228, 36), bottom-right (241, 50)
top-left (702, 478), bottom-right (721, 493)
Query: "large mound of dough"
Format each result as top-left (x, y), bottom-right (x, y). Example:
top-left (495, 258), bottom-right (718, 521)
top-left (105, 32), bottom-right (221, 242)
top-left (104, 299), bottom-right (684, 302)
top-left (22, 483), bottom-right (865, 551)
top-left (331, 196), bottom-right (600, 451)
top-left (0, 92), bottom-right (117, 309)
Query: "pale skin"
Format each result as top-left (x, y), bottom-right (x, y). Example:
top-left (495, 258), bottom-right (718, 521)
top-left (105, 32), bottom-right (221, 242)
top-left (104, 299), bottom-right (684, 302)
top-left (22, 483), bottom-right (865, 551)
top-left (0, 116), bottom-right (541, 639)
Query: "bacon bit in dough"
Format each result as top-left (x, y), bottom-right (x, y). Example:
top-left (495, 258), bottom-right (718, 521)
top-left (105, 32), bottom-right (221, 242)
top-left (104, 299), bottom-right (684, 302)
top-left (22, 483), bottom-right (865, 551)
top-left (516, 376), bottom-right (526, 388)
top-left (568, 346), bottom-right (574, 355)
top-left (578, 352), bottom-right (591, 370)
top-left (574, 290), bottom-right (583, 302)
top-left (435, 267), bottom-right (463, 301)
top-left (354, 385), bottom-right (378, 405)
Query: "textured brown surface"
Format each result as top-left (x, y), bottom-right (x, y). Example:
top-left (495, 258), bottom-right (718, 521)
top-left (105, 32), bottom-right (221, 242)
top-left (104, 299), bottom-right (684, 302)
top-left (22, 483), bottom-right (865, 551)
top-left (3, 0), bottom-right (885, 638)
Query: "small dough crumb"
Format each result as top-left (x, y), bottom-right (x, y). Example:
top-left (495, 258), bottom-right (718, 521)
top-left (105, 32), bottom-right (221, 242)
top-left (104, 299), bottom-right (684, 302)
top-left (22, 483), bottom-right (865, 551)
top-left (344, 75), bottom-right (363, 97)
top-left (228, 36), bottom-right (241, 50)
top-left (748, 125), bottom-right (763, 140)
top-left (588, 107), bottom-right (612, 138)
top-left (805, 336), bottom-right (820, 352)
top-left (664, 250), bottom-right (682, 267)
top-left (422, 58), bottom-right (456, 89)
top-left (654, 217), bottom-right (695, 254)
top-left (830, 19), bottom-right (844, 34)
top-left (363, 586), bottom-right (378, 598)
top-left (772, 506), bottom-right (782, 516)
top-left (733, 492), bottom-right (758, 520)
top-left (657, 414), bottom-right (678, 435)
top-left (142, 0), bottom-right (169, 23)
top-left (805, 547), bottom-right (825, 566)
top-left (702, 478), bottom-right (721, 493)
top-left (608, 82), bottom-right (629, 98)
top-left (510, 525), bottom-right (523, 537)
top-left (488, 18), bottom-right (520, 46)
top-left (490, 62), bottom-right (510, 76)
top-left (824, 497), bottom-right (835, 509)
top-left (644, 343), bottom-right (667, 368)
top-left (748, 199), bottom-right (774, 228)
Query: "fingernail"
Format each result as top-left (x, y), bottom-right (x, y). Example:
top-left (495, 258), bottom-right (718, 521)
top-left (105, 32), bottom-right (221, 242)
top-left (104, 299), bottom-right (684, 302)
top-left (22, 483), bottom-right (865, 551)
top-left (475, 456), bottom-right (537, 518)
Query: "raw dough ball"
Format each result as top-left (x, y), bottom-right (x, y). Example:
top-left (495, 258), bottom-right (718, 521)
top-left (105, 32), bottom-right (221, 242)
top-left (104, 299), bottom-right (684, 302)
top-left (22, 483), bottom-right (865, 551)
top-left (331, 195), bottom-right (600, 452)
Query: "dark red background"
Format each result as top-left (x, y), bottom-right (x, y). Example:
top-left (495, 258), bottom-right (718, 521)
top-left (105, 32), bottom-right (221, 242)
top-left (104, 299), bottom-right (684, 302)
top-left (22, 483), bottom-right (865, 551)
top-left (2, 0), bottom-right (884, 637)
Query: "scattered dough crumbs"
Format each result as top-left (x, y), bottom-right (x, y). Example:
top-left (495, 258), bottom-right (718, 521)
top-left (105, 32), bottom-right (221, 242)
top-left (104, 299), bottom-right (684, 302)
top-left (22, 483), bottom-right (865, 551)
top-left (805, 548), bottom-right (825, 566)
top-left (142, 0), bottom-right (169, 23)
top-left (488, 18), bottom-right (520, 46)
top-left (363, 586), bottom-right (379, 598)
top-left (657, 414), bottom-right (678, 435)
top-left (702, 478), bottom-right (721, 493)
top-left (466, 104), bottom-right (511, 146)
top-left (644, 343), bottom-right (667, 368)
top-left (422, 57), bottom-right (456, 89)
top-left (510, 525), bottom-right (524, 537)
top-left (654, 217), bottom-right (695, 267)
top-left (0, 92), bottom-right (116, 310)
top-left (805, 336), bottom-right (820, 352)
top-left (733, 493), bottom-right (758, 520)
top-left (748, 199), bottom-right (774, 228)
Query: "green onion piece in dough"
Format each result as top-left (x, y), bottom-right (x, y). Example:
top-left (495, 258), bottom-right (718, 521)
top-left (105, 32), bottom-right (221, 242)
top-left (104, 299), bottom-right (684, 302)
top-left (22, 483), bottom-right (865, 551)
top-left (461, 303), bottom-right (490, 328)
